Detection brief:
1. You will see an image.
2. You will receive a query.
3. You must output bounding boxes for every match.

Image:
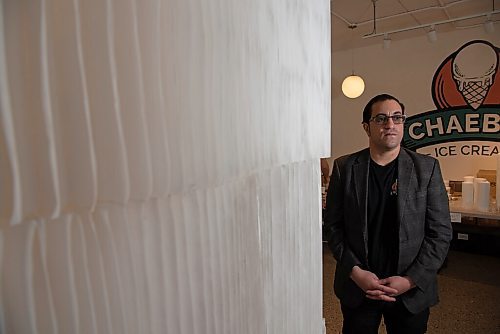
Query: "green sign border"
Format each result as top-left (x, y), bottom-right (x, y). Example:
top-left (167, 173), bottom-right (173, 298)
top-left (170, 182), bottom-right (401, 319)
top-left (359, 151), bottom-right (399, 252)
top-left (403, 106), bottom-right (500, 150)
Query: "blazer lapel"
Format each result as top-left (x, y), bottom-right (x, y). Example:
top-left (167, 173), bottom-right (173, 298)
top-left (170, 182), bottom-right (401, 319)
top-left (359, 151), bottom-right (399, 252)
top-left (397, 149), bottom-right (414, 224)
top-left (353, 149), bottom-right (370, 253)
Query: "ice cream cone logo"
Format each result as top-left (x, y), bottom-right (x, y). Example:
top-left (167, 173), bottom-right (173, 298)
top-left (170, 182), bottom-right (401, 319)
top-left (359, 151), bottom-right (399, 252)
top-left (432, 40), bottom-right (500, 110)
top-left (452, 42), bottom-right (498, 110)
top-left (404, 40), bottom-right (499, 152)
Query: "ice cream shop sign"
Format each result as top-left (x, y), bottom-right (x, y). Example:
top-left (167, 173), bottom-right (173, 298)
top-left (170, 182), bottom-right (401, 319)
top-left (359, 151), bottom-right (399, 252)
top-left (403, 40), bottom-right (500, 158)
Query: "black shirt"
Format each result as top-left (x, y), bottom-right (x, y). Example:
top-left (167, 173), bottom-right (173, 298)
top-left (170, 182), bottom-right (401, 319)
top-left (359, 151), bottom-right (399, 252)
top-left (367, 158), bottom-right (399, 278)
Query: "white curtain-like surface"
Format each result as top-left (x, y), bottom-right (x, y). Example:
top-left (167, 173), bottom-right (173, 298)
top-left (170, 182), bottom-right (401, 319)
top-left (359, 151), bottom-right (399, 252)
top-left (0, 0), bottom-right (330, 333)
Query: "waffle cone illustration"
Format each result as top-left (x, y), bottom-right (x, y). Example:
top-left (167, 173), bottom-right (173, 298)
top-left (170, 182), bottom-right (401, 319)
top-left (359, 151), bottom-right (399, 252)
top-left (452, 42), bottom-right (498, 110)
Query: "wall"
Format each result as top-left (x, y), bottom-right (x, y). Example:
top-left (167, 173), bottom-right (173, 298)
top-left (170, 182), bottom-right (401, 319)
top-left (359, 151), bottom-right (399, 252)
top-left (0, 0), bottom-right (331, 333)
top-left (332, 25), bottom-right (500, 180)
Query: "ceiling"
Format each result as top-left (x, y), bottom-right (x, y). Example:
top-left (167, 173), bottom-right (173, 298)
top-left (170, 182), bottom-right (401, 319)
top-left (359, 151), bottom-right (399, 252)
top-left (331, 0), bottom-right (500, 52)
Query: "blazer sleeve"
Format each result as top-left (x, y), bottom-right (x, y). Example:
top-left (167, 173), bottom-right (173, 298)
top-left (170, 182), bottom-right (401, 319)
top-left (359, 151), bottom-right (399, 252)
top-left (404, 159), bottom-right (453, 291)
top-left (324, 157), bottom-right (362, 272)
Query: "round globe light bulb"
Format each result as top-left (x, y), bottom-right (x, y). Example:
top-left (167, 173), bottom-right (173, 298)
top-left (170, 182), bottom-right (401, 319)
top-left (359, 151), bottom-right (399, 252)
top-left (342, 75), bottom-right (365, 99)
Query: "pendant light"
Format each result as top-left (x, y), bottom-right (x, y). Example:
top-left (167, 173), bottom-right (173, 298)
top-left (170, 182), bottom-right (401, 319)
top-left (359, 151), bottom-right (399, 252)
top-left (341, 75), bottom-right (365, 99)
top-left (342, 25), bottom-right (365, 99)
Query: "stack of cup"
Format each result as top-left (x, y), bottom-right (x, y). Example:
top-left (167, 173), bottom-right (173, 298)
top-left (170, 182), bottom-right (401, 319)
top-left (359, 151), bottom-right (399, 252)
top-left (462, 176), bottom-right (491, 212)
top-left (462, 176), bottom-right (474, 209)
top-left (473, 177), bottom-right (490, 212)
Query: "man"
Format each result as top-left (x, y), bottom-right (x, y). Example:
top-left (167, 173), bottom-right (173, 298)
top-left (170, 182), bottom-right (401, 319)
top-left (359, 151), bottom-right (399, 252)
top-left (324, 94), bottom-right (452, 334)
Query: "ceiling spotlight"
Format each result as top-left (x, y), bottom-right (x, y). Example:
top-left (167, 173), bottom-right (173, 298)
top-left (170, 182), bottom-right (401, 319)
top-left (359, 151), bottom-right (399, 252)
top-left (383, 33), bottom-right (391, 49)
top-left (484, 14), bottom-right (495, 34)
top-left (427, 25), bottom-right (437, 43)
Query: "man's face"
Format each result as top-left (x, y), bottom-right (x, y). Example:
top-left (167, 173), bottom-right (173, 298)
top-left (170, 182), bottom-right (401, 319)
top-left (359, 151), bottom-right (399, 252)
top-left (363, 99), bottom-right (404, 153)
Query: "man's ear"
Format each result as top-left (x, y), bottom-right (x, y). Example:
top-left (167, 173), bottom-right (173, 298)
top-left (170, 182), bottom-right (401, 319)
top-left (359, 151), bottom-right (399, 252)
top-left (363, 123), bottom-right (370, 136)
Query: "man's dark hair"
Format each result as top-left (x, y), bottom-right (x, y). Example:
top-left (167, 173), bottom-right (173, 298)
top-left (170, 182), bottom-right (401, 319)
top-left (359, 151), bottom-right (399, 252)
top-left (362, 94), bottom-right (405, 124)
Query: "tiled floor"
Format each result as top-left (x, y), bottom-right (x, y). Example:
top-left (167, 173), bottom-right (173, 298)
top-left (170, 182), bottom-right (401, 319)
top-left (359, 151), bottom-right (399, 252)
top-left (323, 245), bottom-right (500, 333)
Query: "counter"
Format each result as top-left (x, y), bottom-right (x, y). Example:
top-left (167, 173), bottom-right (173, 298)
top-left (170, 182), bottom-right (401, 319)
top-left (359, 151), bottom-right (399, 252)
top-left (449, 199), bottom-right (500, 220)
top-left (448, 199), bottom-right (500, 256)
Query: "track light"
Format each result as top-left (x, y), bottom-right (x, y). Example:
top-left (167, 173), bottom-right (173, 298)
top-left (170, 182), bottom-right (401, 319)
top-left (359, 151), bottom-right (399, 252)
top-left (484, 14), bottom-right (495, 34)
top-left (383, 33), bottom-right (391, 49)
top-left (427, 25), bottom-right (437, 43)
top-left (362, 9), bottom-right (500, 40)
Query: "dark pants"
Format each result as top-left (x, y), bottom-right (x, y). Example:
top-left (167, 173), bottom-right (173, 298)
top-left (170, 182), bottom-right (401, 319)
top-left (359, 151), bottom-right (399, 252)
top-left (341, 298), bottom-right (429, 334)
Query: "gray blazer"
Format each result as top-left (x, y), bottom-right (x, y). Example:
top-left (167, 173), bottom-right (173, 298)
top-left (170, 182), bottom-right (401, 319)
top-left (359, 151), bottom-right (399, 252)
top-left (324, 147), bottom-right (452, 314)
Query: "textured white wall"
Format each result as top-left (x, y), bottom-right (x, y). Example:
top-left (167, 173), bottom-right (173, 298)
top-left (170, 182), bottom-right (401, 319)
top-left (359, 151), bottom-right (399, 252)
top-left (0, 0), bottom-right (330, 333)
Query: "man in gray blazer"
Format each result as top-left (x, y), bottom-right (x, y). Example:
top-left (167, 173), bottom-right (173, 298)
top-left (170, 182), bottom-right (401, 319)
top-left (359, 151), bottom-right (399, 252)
top-left (324, 94), bottom-right (452, 334)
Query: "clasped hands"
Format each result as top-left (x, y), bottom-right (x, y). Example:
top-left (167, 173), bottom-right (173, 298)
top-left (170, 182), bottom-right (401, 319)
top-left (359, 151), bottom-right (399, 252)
top-left (350, 266), bottom-right (415, 302)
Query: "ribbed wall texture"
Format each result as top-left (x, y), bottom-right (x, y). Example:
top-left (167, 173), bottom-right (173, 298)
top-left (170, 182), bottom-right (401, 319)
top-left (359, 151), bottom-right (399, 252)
top-left (0, 0), bottom-right (330, 333)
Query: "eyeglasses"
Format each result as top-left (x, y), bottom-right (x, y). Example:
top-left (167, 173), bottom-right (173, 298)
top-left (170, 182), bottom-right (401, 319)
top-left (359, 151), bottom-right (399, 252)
top-left (369, 114), bottom-right (406, 125)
